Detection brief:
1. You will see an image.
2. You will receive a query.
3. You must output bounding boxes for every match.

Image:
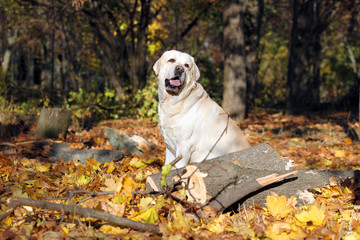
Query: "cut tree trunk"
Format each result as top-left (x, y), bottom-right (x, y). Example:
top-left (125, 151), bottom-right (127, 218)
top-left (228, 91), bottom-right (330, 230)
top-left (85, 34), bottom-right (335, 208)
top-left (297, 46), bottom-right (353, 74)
top-left (146, 144), bottom-right (359, 211)
top-left (35, 108), bottom-right (72, 139)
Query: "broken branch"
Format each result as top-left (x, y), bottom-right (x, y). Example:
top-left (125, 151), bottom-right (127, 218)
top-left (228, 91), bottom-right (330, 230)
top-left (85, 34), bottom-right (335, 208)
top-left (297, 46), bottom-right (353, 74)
top-left (0, 197), bottom-right (160, 234)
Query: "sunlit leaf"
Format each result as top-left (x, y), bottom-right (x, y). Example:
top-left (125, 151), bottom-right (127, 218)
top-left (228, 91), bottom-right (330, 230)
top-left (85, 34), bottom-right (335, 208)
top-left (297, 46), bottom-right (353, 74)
top-left (265, 222), bottom-right (306, 240)
top-left (295, 203), bottom-right (327, 230)
top-left (131, 207), bottom-right (159, 224)
top-left (100, 177), bottom-right (122, 192)
top-left (99, 225), bottom-right (129, 235)
top-left (105, 161), bottom-right (115, 173)
top-left (265, 194), bottom-right (295, 219)
top-left (168, 204), bottom-right (191, 232)
top-left (35, 163), bottom-right (50, 173)
top-left (334, 150), bottom-right (346, 158)
top-left (86, 158), bottom-right (101, 171)
top-left (76, 174), bottom-right (91, 185)
top-left (4, 216), bottom-right (12, 226)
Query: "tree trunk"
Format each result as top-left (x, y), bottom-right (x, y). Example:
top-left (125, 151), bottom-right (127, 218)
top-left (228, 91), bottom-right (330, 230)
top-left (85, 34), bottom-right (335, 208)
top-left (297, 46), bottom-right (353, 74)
top-left (287, 0), bottom-right (333, 114)
top-left (1, 30), bottom-right (17, 73)
top-left (131, 0), bottom-right (150, 90)
top-left (286, 0), bottom-right (299, 115)
top-left (222, 0), bottom-right (247, 121)
top-left (244, 0), bottom-right (264, 116)
top-left (35, 108), bottom-right (72, 139)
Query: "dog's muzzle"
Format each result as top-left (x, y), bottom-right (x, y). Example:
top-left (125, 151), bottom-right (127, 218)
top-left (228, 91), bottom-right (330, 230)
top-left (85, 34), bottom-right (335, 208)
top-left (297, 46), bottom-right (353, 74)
top-left (165, 65), bottom-right (184, 91)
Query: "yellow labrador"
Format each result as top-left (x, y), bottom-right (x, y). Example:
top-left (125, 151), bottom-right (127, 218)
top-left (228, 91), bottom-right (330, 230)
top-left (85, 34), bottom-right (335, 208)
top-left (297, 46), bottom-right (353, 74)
top-left (153, 50), bottom-right (250, 168)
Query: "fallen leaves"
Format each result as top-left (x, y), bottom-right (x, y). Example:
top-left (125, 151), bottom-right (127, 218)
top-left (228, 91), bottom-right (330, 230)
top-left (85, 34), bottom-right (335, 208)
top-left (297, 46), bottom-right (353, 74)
top-left (0, 114), bottom-right (360, 239)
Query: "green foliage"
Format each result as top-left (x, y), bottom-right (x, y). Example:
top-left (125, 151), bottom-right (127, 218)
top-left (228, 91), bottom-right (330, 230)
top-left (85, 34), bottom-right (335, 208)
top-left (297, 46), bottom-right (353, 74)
top-left (66, 87), bottom-right (120, 124)
top-left (321, 40), bottom-right (356, 103)
top-left (256, 31), bottom-right (289, 107)
top-left (65, 79), bottom-right (158, 124)
top-left (132, 77), bottom-right (159, 122)
top-left (0, 96), bottom-right (40, 124)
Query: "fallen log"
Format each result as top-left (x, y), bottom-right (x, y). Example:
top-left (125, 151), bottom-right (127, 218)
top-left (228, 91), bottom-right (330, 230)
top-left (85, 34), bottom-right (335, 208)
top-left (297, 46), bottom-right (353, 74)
top-left (146, 144), bottom-right (360, 211)
top-left (49, 143), bottom-right (127, 163)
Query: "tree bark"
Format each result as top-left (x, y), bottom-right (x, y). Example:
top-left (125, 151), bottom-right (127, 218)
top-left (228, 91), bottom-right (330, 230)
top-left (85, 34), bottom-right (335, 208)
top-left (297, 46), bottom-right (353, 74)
top-left (222, 0), bottom-right (247, 121)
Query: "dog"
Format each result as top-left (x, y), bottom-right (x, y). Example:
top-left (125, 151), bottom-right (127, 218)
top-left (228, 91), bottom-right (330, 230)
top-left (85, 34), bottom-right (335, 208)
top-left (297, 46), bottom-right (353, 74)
top-left (153, 50), bottom-right (250, 168)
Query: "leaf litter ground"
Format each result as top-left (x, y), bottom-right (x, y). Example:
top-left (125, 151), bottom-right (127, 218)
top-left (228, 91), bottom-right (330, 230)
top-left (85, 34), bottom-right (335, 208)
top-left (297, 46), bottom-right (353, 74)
top-left (1, 112), bottom-right (360, 239)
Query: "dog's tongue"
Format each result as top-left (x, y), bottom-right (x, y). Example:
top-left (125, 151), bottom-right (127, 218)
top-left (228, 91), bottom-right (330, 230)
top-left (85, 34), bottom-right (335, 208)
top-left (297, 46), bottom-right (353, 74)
top-left (170, 79), bottom-right (181, 87)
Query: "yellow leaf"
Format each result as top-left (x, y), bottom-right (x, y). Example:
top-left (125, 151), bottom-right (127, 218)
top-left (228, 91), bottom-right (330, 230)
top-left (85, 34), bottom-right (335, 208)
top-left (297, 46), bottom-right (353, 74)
top-left (61, 226), bottom-right (69, 234)
top-left (106, 161), bottom-right (115, 173)
top-left (131, 207), bottom-right (159, 224)
top-left (122, 177), bottom-right (137, 197)
top-left (335, 150), bottom-right (346, 158)
top-left (325, 159), bottom-right (332, 166)
top-left (155, 195), bottom-right (165, 209)
top-left (168, 204), bottom-right (191, 232)
top-left (76, 174), bottom-right (91, 185)
top-left (265, 222), bottom-right (306, 240)
top-left (139, 197), bottom-right (155, 211)
top-left (87, 158), bottom-right (101, 171)
top-left (134, 158), bottom-right (156, 168)
top-left (207, 221), bottom-right (224, 234)
top-left (22, 158), bottom-right (33, 168)
top-left (35, 163), bottom-right (50, 173)
top-left (343, 232), bottom-right (360, 240)
top-left (344, 137), bottom-right (353, 144)
top-left (4, 216), bottom-right (12, 225)
top-left (99, 225), bottom-right (129, 235)
top-left (100, 177), bottom-right (122, 192)
top-left (295, 203), bottom-right (327, 230)
top-left (265, 194), bottom-right (295, 219)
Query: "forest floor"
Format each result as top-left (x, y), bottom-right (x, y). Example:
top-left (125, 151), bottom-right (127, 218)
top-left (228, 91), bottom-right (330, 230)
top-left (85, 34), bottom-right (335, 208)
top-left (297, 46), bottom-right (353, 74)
top-left (0, 112), bottom-right (360, 239)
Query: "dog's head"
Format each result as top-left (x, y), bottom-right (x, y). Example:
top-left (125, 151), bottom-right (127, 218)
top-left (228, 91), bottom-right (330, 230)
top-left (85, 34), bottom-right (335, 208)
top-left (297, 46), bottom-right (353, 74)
top-left (153, 50), bottom-right (200, 95)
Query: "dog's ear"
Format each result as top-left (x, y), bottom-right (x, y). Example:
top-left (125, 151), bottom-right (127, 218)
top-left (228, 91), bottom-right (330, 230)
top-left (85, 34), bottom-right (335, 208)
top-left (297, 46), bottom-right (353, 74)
top-left (153, 58), bottom-right (161, 76)
top-left (192, 57), bottom-right (200, 81)
top-left (153, 52), bottom-right (168, 76)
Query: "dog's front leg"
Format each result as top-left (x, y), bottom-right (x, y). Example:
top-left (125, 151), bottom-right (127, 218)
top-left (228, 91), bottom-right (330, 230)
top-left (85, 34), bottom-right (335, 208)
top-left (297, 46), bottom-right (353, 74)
top-left (173, 147), bottom-right (191, 169)
top-left (165, 148), bottom-right (176, 165)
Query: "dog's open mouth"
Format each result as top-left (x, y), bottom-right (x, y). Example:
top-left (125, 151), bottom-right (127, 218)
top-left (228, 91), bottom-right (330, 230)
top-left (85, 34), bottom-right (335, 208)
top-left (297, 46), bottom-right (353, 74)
top-left (165, 76), bottom-right (181, 88)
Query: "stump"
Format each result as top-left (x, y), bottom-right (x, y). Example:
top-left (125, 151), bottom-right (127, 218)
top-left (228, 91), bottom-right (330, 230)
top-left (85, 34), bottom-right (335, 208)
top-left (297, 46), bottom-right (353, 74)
top-left (36, 108), bottom-right (72, 139)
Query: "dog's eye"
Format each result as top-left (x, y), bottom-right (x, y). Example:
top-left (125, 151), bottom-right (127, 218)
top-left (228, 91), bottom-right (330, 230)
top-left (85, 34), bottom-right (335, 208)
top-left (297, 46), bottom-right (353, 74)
top-left (168, 59), bottom-right (175, 63)
top-left (184, 63), bottom-right (190, 68)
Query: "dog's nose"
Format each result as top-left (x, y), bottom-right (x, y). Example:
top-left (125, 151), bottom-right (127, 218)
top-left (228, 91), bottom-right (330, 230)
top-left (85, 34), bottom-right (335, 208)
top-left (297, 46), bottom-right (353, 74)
top-left (175, 65), bottom-right (184, 74)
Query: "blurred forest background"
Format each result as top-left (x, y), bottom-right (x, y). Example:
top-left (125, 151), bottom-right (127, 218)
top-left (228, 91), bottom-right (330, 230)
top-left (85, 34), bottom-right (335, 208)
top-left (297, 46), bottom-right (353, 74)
top-left (0, 0), bottom-right (359, 126)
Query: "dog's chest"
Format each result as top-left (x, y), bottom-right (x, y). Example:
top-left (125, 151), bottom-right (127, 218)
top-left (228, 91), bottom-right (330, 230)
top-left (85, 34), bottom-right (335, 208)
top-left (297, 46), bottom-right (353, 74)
top-left (158, 106), bottom-right (196, 143)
